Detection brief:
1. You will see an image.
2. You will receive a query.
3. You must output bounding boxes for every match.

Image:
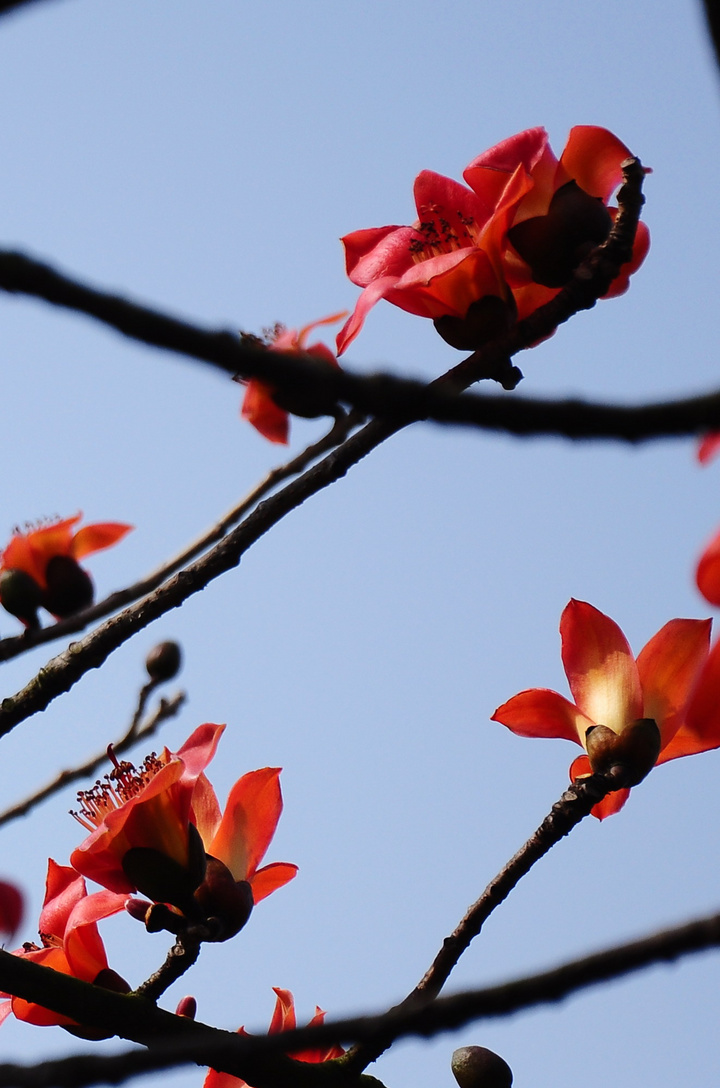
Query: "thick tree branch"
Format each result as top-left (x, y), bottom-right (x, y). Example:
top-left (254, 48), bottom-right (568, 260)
top-left (1, 905), bottom-right (719, 1087)
top-left (702, 0), bottom-right (720, 74)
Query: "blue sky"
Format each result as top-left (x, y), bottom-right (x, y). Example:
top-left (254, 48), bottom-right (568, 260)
top-left (0, 2), bottom-right (719, 1087)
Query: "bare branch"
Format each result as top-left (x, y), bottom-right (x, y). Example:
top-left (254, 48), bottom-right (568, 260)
top-left (0, 689), bottom-right (184, 827)
top-left (1, 905), bottom-right (719, 1087)
top-left (0, 414), bottom-right (353, 664)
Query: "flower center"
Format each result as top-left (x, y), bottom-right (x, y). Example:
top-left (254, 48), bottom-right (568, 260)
top-left (408, 204), bottom-right (479, 264)
top-left (71, 746), bottom-right (165, 831)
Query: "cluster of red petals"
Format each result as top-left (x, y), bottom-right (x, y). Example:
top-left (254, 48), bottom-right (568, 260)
top-left (70, 724), bottom-right (297, 907)
top-left (0, 861), bottom-right (126, 1028)
top-left (204, 988), bottom-right (345, 1088)
top-left (240, 312), bottom-right (346, 444)
top-left (336, 126), bottom-right (650, 355)
top-left (491, 599), bottom-right (720, 819)
top-left (0, 515), bottom-right (131, 592)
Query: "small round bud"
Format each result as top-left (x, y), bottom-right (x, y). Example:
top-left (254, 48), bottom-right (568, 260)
top-left (145, 640), bottom-right (182, 682)
top-left (175, 995), bottom-right (197, 1019)
top-left (0, 569), bottom-right (42, 628)
top-left (451, 1046), bottom-right (513, 1088)
top-left (42, 556), bottom-right (94, 618)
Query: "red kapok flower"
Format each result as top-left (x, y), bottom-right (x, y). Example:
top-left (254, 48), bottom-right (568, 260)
top-left (0, 514), bottom-right (132, 627)
top-left (696, 525), bottom-right (720, 607)
top-left (463, 125), bottom-right (650, 316)
top-left (491, 599), bottom-right (716, 819)
top-left (241, 313), bottom-right (346, 444)
top-left (0, 860), bottom-right (127, 1029)
top-left (204, 988), bottom-right (345, 1088)
top-left (70, 724), bottom-right (296, 939)
top-left (336, 167), bottom-right (525, 355)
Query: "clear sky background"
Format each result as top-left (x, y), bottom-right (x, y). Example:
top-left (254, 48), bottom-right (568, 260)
top-left (0, 2), bottom-right (718, 1087)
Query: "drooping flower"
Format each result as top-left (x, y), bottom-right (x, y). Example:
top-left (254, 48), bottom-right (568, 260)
top-left (463, 125), bottom-right (650, 315)
top-left (240, 313), bottom-right (346, 444)
top-left (337, 126), bottom-right (649, 355)
top-left (0, 860), bottom-right (127, 1029)
top-left (204, 988), bottom-right (345, 1088)
top-left (491, 599), bottom-right (718, 818)
top-left (70, 724), bottom-right (296, 939)
top-left (0, 514), bottom-right (132, 627)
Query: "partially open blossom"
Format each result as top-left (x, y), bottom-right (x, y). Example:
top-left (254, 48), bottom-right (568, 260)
top-left (491, 599), bottom-right (719, 818)
top-left (0, 514), bottom-right (132, 627)
top-left (240, 313), bottom-right (346, 444)
top-left (0, 861), bottom-right (127, 1029)
top-left (0, 881), bottom-right (23, 942)
top-left (204, 988), bottom-right (345, 1088)
top-left (70, 724), bottom-right (296, 939)
top-left (337, 126), bottom-right (648, 355)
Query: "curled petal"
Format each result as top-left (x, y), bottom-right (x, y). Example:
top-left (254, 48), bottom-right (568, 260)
top-left (341, 226), bottom-right (414, 287)
top-left (336, 275), bottom-right (404, 355)
top-left (269, 987), bottom-right (296, 1033)
top-left (251, 862), bottom-right (298, 903)
top-left (569, 754), bottom-right (630, 819)
top-left (660, 636), bottom-right (720, 763)
top-left (463, 127), bottom-right (551, 216)
top-left (241, 380), bottom-right (289, 444)
top-left (491, 688), bottom-right (590, 744)
top-left (559, 126), bottom-right (633, 203)
top-left (560, 599), bottom-right (642, 733)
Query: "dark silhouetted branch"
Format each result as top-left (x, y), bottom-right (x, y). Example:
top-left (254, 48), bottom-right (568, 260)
top-left (1, 905), bottom-right (719, 1087)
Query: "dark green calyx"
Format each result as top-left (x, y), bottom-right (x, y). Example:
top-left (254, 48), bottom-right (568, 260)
top-left (0, 568), bottom-right (42, 627)
top-left (42, 555), bottom-right (94, 618)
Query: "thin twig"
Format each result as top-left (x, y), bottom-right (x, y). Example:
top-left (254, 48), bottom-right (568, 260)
top-left (0, 414), bottom-right (354, 664)
top-left (133, 935), bottom-right (201, 1004)
top-left (1, 902), bottom-right (719, 1087)
top-left (343, 770), bottom-right (620, 1072)
top-left (0, 690), bottom-right (184, 827)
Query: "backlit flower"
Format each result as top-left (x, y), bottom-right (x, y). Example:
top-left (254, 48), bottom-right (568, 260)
top-left (240, 313), bottom-right (346, 444)
top-left (204, 988), bottom-right (345, 1088)
top-left (0, 860), bottom-right (127, 1029)
top-left (337, 126), bottom-right (648, 355)
top-left (70, 724), bottom-right (296, 938)
top-left (491, 599), bottom-right (718, 818)
top-left (0, 514), bottom-right (132, 627)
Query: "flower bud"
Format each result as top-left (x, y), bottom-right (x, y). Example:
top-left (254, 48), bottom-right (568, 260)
top-left (451, 1046), bottom-right (513, 1088)
top-left (175, 995), bottom-right (197, 1019)
top-left (124, 896), bottom-right (152, 924)
top-left (0, 569), bottom-right (42, 628)
top-left (585, 718), bottom-right (661, 787)
top-left (145, 640), bottom-right (183, 682)
top-left (42, 555), bottom-right (94, 618)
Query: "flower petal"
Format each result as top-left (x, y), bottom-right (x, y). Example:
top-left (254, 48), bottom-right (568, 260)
top-left (70, 522), bottom-right (133, 560)
top-left (636, 618), bottom-right (711, 746)
top-left (560, 599), bottom-right (642, 733)
top-left (463, 127), bottom-right (550, 216)
top-left (207, 768), bottom-right (285, 883)
top-left (341, 226), bottom-right (414, 287)
top-left (696, 526), bottom-right (720, 607)
top-left (491, 688), bottom-right (590, 744)
top-left (251, 861), bottom-right (298, 903)
top-left (336, 275), bottom-right (402, 355)
top-left (658, 636), bottom-right (720, 763)
top-left (558, 126), bottom-right (633, 203)
top-left (270, 988), bottom-right (295, 1033)
top-left (697, 433), bottom-right (720, 465)
top-left (241, 380), bottom-right (289, 444)
top-left (569, 754), bottom-right (630, 819)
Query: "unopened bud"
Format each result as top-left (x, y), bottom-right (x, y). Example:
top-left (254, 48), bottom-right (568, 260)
top-left (193, 857), bottom-right (254, 941)
top-left (585, 718), bottom-right (661, 787)
top-left (125, 896), bottom-right (152, 923)
top-left (145, 640), bottom-right (182, 682)
top-left (0, 569), bottom-right (42, 628)
top-left (451, 1046), bottom-right (513, 1088)
top-left (175, 995), bottom-right (197, 1019)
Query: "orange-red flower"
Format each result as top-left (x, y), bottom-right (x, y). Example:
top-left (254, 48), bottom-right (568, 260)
top-left (241, 313), bottom-right (346, 444)
top-left (70, 724), bottom-right (296, 937)
top-left (491, 600), bottom-right (719, 818)
top-left (337, 126), bottom-right (649, 355)
top-left (204, 988), bottom-right (345, 1088)
top-left (0, 514), bottom-right (132, 627)
top-left (0, 860), bottom-right (127, 1029)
